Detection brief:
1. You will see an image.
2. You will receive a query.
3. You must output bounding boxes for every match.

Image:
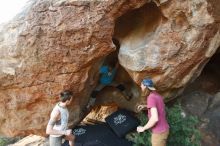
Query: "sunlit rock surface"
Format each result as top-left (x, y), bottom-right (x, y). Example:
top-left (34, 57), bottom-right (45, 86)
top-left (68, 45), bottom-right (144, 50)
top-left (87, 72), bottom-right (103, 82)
top-left (0, 0), bottom-right (220, 137)
top-left (115, 0), bottom-right (220, 98)
top-left (0, 0), bottom-right (147, 137)
top-left (9, 135), bottom-right (48, 146)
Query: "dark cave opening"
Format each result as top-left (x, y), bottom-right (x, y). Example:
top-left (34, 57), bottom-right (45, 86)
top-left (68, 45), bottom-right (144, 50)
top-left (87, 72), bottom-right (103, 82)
top-left (87, 2), bottom-right (163, 112)
top-left (83, 1), bottom-right (164, 124)
top-left (91, 37), bottom-right (141, 108)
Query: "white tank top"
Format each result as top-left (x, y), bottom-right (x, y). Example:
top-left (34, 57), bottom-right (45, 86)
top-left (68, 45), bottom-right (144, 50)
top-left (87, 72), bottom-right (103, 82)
top-left (51, 103), bottom-right (69, 137)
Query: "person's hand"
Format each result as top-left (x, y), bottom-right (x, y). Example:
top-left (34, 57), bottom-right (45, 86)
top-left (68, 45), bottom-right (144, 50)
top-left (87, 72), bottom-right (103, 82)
top-left (65, 129), bottom-right (72, 136)
top-left (137, 126), bottom-right (145, 133)
top-left (137, 105), bottom-right (145, 112)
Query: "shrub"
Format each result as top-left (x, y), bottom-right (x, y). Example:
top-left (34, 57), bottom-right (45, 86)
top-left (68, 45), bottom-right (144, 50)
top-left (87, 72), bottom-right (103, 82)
top-left (0, 138), bottom-right (7, 146)
top-left (0, 136), bottom-right (21, 146)
top-left (128, 103), bottom-right (201, 146)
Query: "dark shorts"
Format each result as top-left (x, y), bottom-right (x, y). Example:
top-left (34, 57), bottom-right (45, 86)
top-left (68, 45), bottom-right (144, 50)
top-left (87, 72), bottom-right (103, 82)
top-left (116, 84), bottom-right (125, 91)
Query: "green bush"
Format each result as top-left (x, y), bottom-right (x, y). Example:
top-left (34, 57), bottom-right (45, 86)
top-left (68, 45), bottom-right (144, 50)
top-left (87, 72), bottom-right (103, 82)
top-left (128, 103), bottom-right (201, 146)
top-left (0, 138), bottom-right (7, 146)
top-left (0, 136), bottom-right (21, 146)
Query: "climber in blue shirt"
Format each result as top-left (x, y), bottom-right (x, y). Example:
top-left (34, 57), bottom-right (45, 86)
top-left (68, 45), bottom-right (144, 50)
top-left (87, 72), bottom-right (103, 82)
top-left (86, 62), bottom-right (119, 109)
top-left (99, 65), bottom-right (117, 85)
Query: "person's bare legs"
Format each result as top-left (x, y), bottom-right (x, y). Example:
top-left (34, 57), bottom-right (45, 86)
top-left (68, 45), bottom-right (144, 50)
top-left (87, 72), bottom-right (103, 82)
top-left (65, 134), bottom-right (75, 146)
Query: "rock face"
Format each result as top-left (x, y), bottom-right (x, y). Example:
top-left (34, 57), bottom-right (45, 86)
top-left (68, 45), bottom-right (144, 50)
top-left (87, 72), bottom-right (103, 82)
top-left (9, 135), bottom-right (48, 146)
top-left (0, 0), bottom-right (220, 137)
top-left (115, 0), bottom-right (220, 98)
top-left (181, 91), bottom-right (220, 146)
top-left (181, 56), bottom-right (220, 146)
top-left (0, 0), bottom-right (147, 137)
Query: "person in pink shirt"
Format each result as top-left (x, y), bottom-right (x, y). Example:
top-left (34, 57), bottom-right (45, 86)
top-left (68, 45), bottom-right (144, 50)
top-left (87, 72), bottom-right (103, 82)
top-left (137, 78), bottom-right (169, 146)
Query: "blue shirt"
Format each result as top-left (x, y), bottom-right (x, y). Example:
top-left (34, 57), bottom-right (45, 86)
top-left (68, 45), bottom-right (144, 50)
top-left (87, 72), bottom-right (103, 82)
top-left (99, 66), bottom-right (116, 85)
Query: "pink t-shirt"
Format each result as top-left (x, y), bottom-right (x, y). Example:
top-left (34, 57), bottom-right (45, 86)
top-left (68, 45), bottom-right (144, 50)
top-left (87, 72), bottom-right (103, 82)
top-left (147, 91), bottom-right (169, 133)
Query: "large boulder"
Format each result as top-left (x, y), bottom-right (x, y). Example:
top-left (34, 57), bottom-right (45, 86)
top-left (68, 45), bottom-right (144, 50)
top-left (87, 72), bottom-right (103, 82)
top-left (115, 0), bottom-right (220, 98)
top-left (0, 0), bottom-right (147, 137)
top-left (0, 0), bottom-right (220, 136)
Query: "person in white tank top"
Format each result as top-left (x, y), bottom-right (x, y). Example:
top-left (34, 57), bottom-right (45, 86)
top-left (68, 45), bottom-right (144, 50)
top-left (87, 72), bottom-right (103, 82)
top-left (46, 90), bottom-right (75, 146)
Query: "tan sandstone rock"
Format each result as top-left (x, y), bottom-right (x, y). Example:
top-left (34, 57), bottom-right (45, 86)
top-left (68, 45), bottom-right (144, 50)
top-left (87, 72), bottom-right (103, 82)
top-left (115, 0), bottom-right (220, 98)
top-left (0, 0), bottom-right (220, 137)
top-left (0, 0), bottom-right (147, 137)
top-left (9, 135), bottom-right (48, 146)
